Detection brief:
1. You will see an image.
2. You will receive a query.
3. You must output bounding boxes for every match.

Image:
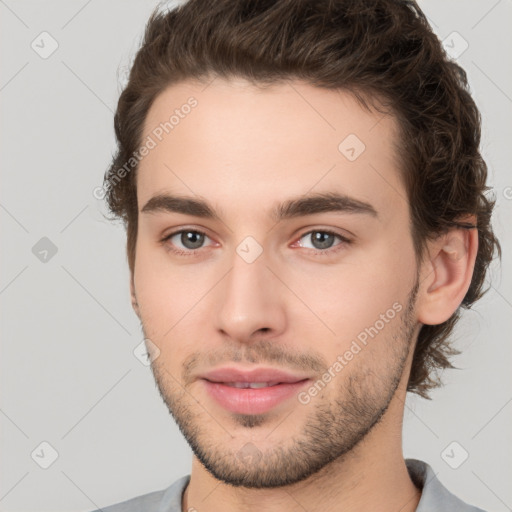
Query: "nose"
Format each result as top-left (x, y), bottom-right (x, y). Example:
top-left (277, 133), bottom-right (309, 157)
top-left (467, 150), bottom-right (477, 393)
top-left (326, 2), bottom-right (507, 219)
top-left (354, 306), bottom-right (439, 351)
top-left (214, 249), bottom-right (287, 344)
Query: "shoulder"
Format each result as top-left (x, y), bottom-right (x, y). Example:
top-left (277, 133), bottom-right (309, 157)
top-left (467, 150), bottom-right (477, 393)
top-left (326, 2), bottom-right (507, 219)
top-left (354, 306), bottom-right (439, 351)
top-left (87, 489), bottom-right (165, 512)
top-left (406, 459), bottom-right (487, 512)
top-left (87, 475), bottom-right (190, 512)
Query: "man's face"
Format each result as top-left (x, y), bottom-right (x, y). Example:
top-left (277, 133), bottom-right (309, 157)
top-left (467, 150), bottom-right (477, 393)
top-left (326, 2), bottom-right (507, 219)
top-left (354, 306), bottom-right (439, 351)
top-left (133, 78), bottom-right (420, 488)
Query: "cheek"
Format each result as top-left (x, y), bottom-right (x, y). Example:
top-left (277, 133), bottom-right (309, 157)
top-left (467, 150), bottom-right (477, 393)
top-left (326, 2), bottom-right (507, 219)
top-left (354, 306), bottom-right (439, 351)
top-left (287, 245), bottom-right (411, 353)
top-left (133, 245), bottom-right (218, 365)
top-left (134, 240), bottom-right (204, 314)
top-left (133, 246), bottom-right (183, 337)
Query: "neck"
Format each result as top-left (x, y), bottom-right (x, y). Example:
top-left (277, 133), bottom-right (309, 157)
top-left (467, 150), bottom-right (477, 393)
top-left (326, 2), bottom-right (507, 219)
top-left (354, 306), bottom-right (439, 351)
top-left (182, 390), bottom-right (421, 512)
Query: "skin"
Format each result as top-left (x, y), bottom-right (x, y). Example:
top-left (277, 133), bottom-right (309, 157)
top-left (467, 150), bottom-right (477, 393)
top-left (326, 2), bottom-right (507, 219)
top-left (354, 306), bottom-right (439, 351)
top-left (130, 78), bottom-right (478, 512)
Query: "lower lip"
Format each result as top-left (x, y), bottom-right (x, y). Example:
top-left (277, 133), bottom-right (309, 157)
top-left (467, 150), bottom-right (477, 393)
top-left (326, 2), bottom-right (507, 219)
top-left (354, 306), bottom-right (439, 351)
top-left (202, 379), bottom-right (310, 415)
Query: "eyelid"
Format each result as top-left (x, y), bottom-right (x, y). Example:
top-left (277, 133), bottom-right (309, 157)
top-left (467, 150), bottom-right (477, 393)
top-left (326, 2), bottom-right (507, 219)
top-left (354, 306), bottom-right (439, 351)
top-left (292, 228), bottom-right (352, 254)
top-left (160, 227), bottom-right (216, 255)
top-left (294, 226), bottom-right (352, 241)
top-left (161, 226), bottom-right (353, 256)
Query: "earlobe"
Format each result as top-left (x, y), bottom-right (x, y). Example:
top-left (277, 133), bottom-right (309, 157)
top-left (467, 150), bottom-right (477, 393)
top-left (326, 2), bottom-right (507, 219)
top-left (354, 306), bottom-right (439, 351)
top-left (130, 275), bottom-right (140, 318)
top-left (417, 219), bottom-right (478, 325)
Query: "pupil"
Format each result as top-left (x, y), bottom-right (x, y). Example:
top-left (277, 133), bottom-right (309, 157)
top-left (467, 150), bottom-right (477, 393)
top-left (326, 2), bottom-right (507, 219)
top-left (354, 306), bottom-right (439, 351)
top-left (182, 231), bottom-right (204, 249)
top-left (312, 231), bottom-right (334, 249)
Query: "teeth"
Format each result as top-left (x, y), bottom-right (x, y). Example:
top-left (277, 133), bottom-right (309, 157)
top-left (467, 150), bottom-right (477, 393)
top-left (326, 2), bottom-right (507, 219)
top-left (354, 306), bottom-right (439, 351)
top-left (249, 382), bottom-right (271, 389)
top-left (226, 382), bottom-right (275, 389)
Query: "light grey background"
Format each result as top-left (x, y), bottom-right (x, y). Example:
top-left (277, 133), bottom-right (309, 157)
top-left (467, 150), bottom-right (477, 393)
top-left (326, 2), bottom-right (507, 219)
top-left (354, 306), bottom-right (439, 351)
top-left (1, 1), bottom-right (511, 511)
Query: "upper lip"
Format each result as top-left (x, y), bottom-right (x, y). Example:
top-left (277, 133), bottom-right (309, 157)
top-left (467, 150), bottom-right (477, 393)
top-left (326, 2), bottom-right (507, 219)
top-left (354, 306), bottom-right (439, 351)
top-left (200, 367), bottom-right (311, 385)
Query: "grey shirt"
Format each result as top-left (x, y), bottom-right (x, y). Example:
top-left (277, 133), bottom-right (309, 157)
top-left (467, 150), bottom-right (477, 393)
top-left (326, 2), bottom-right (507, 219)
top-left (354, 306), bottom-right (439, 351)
top-left (90, 458), bottom-right (486, 512)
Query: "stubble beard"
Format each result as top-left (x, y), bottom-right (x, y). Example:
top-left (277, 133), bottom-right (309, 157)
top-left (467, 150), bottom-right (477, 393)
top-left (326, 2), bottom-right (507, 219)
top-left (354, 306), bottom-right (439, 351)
top-left (143, 280), bottom-right (419, 489)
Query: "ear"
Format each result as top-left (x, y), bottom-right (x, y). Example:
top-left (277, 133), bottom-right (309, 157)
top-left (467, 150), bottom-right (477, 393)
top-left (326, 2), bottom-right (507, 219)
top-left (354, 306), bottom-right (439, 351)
top-left (416, 216), bottom-right (479, 325)
top-left (130, 274), bottom-right (140, 318)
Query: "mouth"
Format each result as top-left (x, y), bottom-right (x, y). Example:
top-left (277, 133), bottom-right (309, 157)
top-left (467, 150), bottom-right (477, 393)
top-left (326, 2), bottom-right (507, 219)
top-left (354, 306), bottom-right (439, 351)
top-left (199, 368), bottom-right (312, 415)
top-left (205, 380), bottom-right (302, 388)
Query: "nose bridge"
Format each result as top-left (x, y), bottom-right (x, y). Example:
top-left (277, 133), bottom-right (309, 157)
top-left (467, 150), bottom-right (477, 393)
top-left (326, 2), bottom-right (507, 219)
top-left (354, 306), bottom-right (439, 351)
top-left (214, 244), bottom-right (286, 341)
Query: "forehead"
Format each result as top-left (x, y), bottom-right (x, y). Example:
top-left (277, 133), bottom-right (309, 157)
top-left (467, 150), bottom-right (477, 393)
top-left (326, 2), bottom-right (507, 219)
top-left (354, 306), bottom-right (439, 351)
top-left (137, 78), bottom-right (406, 223)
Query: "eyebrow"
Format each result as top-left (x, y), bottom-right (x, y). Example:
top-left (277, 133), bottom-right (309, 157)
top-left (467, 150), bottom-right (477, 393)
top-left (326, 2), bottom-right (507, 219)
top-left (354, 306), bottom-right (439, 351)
top-left (141, 191), bottom-right (378, 222)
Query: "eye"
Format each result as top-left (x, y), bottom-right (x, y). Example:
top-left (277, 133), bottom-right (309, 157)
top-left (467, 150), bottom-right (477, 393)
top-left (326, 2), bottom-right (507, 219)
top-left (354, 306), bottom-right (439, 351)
top-left (161, 227), bottom-right (352, 257)
top-left (161, 229), bottom-right (214, 255)
top-left (295, 229), bottom-right (351, 253)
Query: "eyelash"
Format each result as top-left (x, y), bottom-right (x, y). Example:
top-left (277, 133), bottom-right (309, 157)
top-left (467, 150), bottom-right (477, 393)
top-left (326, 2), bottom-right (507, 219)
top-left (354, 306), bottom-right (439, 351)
top-left (160, 228), bottom-right (352, 257)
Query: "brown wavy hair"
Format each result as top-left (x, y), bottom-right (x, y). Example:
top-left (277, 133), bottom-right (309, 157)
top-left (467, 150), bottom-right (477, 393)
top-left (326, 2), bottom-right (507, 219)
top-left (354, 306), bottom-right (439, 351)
top-left (103, 0), bottom-right (501, 398)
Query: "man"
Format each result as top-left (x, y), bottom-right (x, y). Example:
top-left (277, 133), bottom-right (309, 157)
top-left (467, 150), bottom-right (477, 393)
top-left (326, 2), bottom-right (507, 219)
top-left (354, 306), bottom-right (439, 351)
top-left (92, 0), bottom-right (500, 510)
